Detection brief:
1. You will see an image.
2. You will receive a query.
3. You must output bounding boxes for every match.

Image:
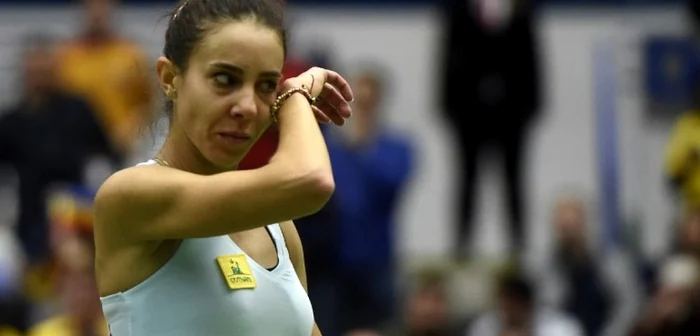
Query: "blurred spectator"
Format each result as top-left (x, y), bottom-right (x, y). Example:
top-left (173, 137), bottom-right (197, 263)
top-left (0, 178), bottom-right (27, 335)
top-left (400, 269), bottom-right (453, 336)
top-left (645, 206), bottom-right (700, 293)
top-left (0, 327), bottom-right (19, 336)
top-left (628, 255), bottom-right (700, 336)
top-left (467, 270), bottom-right (583, 336)
top-left (325, 64), bottom-right (414, 333)
top-left (0, 301), bottom-right (25, 336)
top-left (440, 0), bottom-right (542, 257)
top-left (688, 0), bottom-right (700, 34)
top-left (47, 185), bottom-right (99, 265)
top-left (676, 206), bottom-right (700, 257)
top-left (529, 194), bottom-right (641, 336)
top-left (56, 0), bottom-right (154, 160)
top-left (665, 88), bottom-right (700, 209)
top-left (0, 33), bottom-right (112, 266)
top-left (27, 235), bottom-right (107, 336)
top-left (0, 178), bottom-right (23, 299)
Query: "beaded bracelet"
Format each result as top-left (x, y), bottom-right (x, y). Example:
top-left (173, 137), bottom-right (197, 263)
top-left (270, 85), bottom-right (316, 123)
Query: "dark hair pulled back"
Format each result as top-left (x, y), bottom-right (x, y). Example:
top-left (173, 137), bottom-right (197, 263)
top-left (164, 0), bottom-right (286, 70)
top-left (162, 0), bottom-right (287, 116)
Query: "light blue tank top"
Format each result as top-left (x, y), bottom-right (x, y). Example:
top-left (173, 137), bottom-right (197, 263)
top-left (100, 163), bottom-right (314, 335)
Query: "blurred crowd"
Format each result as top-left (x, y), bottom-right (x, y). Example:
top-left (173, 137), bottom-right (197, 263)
top-left (0, 0), bottom-right (700, 336)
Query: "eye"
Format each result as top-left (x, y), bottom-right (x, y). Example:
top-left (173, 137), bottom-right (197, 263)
top-left (257, 80), bottom-right (278, 95)
top-left (212, 73), bottom-right (236, 87)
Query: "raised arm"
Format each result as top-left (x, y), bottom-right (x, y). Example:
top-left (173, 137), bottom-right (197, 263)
top-left (95, 68), bottom-right (353, 242)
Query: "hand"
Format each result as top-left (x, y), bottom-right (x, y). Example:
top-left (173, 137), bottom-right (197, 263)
top-left (282, 67), bottom-right (354, 126)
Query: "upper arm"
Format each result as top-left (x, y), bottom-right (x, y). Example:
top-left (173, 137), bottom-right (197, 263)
top-left (95, 165), bottom-right (333, 243)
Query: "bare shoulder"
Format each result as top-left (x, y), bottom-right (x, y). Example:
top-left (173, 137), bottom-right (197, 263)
top-left (95, 165), bottom-right (163, 214)
top-left (94, 165), bottom-right (183, 237)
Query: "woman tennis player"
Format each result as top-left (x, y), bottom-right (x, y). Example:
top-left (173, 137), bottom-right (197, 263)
top-left (93, 0), bottom-right (353, 335)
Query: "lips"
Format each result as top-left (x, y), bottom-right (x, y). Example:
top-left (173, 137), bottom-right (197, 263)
top-left (216, 131), bottom-right (252, 147)
top-left (217, 131), bottom-right (251, 140)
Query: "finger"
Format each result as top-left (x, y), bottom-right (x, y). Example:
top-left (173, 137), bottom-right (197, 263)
top-left (315, 97), bottom-right (345, 126)
top-left (304, 67), bottom-right (327, 97)
top-left (315, 98), bottom-right (344, 126)
top-left (317, 83), bottom-right (352, 118)
top-left (322, 70), bottom-right (354, 102)
top-left (311, 106), bottom-right (331, 124)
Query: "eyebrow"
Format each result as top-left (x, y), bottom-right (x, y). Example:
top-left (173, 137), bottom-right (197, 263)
top-left (210, 62), bottom-right (281, 78)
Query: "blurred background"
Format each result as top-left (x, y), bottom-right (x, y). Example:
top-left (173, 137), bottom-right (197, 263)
top-left (2, 0), bottom-right (700, 335)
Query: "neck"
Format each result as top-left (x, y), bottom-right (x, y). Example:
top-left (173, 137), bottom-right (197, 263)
top-left (158, 128), bottom-right (236, 175)
top-left (82, 27), bottom-right (113, 45)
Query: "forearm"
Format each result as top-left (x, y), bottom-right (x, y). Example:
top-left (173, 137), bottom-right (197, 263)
top-left (269, 92), bottom-right (332, 179)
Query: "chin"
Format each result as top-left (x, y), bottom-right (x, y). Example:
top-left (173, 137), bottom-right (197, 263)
top-left (206, 149), bottom-right (247, 170)
top-left (208, 155), bottom-right (242, 171)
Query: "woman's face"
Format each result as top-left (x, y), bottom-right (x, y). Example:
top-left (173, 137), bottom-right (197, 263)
top-left (165, 19), bottom-right (284, 169)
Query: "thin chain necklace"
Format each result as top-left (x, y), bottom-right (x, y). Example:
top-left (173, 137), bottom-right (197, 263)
top-left (152, 156), bottom-right (171, 167)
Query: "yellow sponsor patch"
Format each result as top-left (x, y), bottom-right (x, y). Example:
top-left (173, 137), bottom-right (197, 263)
top-left (216, 254), bottom-right (257, 290)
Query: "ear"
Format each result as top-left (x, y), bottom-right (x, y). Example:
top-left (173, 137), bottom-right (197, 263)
top-left (156, 56), bottom-right (180, 98)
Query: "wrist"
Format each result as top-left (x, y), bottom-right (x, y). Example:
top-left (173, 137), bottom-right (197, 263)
top-left (278, 93), bottom-right (308, 114)
top-left (280, 78), bottom-right (306, 93)
top-left (271, 86), bottom-right (314, 123)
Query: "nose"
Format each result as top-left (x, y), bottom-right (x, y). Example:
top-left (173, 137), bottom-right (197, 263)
top-left (229, 85), bottom-right (257, 119)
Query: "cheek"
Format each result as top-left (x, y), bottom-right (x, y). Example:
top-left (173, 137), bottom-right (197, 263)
top-left (255, 97), bottom-right (274, 124)
top-left (177, 84), bottom-right (221, 138)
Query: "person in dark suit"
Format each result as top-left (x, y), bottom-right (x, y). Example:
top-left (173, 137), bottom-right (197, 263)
top-left (689, 0), bottom-right (700, 32)
top-left (440, 0), bottom-right (542, 257)
top-left (0, 34), bottom-right (113, 265)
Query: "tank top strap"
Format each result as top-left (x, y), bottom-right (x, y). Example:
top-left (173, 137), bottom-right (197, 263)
top-left (267, 223), bottom-right (288, 260)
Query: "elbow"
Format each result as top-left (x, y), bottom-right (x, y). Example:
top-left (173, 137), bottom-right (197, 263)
top-left (297, 168), bottom-right (335, 213)
top-left (307, 169), bottom-right (336, 205)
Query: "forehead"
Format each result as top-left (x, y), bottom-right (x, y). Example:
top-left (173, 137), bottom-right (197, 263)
top-left (191, 20), bottom-right (284, 73)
